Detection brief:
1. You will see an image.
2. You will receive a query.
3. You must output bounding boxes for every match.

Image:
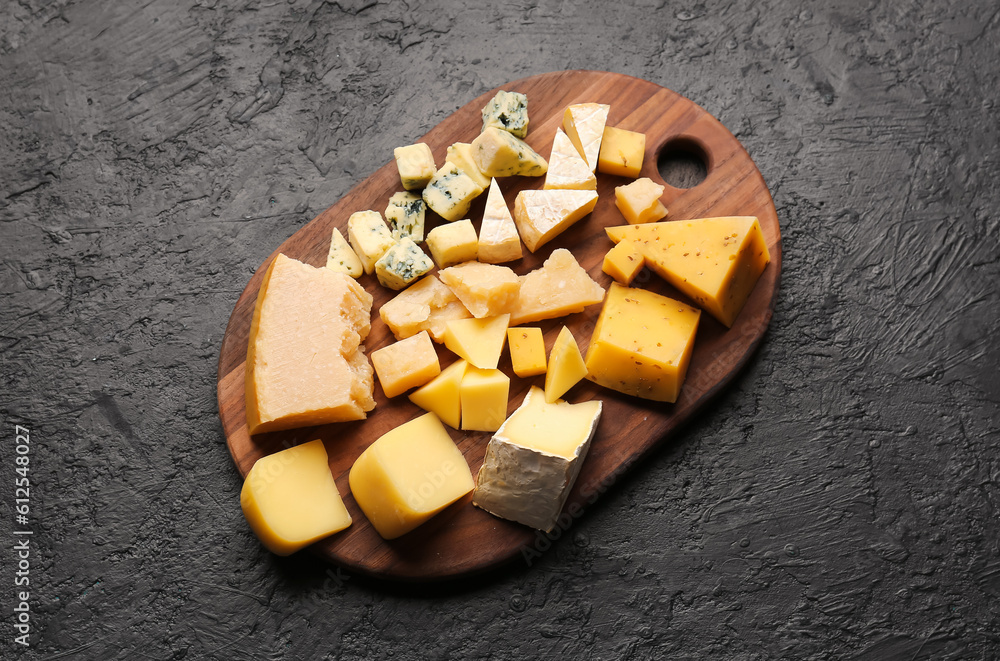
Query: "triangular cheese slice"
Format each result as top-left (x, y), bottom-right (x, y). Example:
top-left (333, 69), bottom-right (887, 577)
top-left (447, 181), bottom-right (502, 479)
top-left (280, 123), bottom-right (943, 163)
top-left (326, 228), bottom-right (363, 277)
top-left (562, 103), bottom-right (610, 172)
top-left (508, 248), bottom-right (606, 325)
top-left (512, 189), bottom-right (599, 253)
top-left (408, 359), bottom-right (468, 429)
top-left (478, 179), bottom-right (523, 264)
top-left (443, 314), bottom-right (510, 369)
top-left (544, 128), bottom-right (597, 190)
top-left (544, 326), bottom-right (588, 403)
top-left (606, 217), bottom-right (771, 327)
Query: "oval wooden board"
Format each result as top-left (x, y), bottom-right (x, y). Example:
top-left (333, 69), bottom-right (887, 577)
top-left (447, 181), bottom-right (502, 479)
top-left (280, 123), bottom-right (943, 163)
top-left (218, 70), bottom-right (782, 581)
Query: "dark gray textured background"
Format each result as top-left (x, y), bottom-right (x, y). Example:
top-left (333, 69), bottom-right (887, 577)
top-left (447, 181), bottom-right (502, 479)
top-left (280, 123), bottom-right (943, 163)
top-left (2, 0), bottom-right (998, 658)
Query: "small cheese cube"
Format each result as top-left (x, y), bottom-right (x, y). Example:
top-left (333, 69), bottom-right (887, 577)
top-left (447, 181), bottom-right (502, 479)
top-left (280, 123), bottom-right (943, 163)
top-left (240, 439), bottom-right (351, 555)
top-left (347, 210), bottom-right (395, 275)
top-left (385, 191), bottom-right (426, 242)
top-left (349, 412), bottom-right (475, 540)
top-left (460, 367), bottom-right (510, 432)
top-left (426, 219), bottom-right (478, 268)
top-left (615, 177), bottom-right (667, 224)
top-left (371, 331), bottom-right (441, 398)
top-left (394, 142), bottom-right (436, 190)
top-left (471, 127), bottom-right (548, 178)
top-left (438, 261), bottom-right (520, 319)
top-left (409, 359), bottom-right (468, 429)
top-left (506, 327), bottom-right (546, 378)
top-left (545, 326), bottom-right (587, 403)
top-left (444, 314), bottom-right (510, 370)
top-left (445, 142), bottom-right (492, 190)
top-left (602, 239), bottom-right (645, 285)
top-left (585, 283), bottom-right (701, 402)
top-left (374, 237), bottom-right (433, 290)
top-left (480, 90), bottom-right (529, 138)
top-left (326, 227), bottom-right (363, 278)
top-left (562, 103), bottom-right (610, 172)
top-left (598, 126), bottom-right (646, 178)
top-left (379, 274), bottom-right (472, 343)
top-left (422, 163), bottom-right (485, 222)
top-left (507, 248), bottom-right (606, 325)
top-left (512, 188), bottom-right (599, 253)
top-left (478, 178), bottom-right (522, 264)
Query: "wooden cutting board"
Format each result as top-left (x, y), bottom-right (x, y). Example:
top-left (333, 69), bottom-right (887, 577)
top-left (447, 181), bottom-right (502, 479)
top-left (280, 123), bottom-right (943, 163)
top-left (217, 70), bottom-right (782, 581)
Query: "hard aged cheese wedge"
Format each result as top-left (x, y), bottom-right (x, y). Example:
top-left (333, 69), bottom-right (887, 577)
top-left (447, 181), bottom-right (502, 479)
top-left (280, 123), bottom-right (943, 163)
top-left (409, 359), bottom-right (468, 429)
top-left (545, 326), bottom-right (587, 403)
top-left (422, 163), bottom-right (485, 222)
top-left (585, 283), bottom-right (700, 403)
top-left (606, 217), bottom-right (770, 327)
top-left (370, 330), bottom-right (441, 398)
top-left (347, 210), bottom-right (395, 275)
top-left (326, 227), bottom-right (363, 278)
top-left (562, 103), bottom-right (610, 172)
top-left (245, 254), bottom-right (375, 435)
top-left (438, 261), bottom-right (520, 319)
top-left (445, 142), bottom-right (492, 190)
top-left (507, 327), bottom-right (546, 378)
top-left (379, 274), bottom-right (472, 343)
top-left (426, 219), bottom-right (479, 268)
top-left (508, 248), bottom-right (605, 325)
top-left (598, 126), bottom-right (645, 178)
top-left (460, 367), bottom-right (510, 432)
top-left (481, 89), bottom-right (529, 138)
top-left (473, 386), bottom-right (602, 532)
top-left (443, 314), bottom-right (510, 370)
top-left (374, 237), bottom-right (433, 291)
top-left (602, 239), bottom-right (645, 285)
top-left (349, 412), bottom-right (475, 540)
top-left (544, 127), bottom-right (597, 191)
top-left (513, 188), bottom-right (599, 253)
top-left (385, 191), bottom-right (426, 242)
top-left (477, 178), bottom-right (523, 264)
top-left (471, 127), bottom-right (548, 178)
top-left (240, 439), bottom-right (351, 555)
top-left (615, 177), bottom-right (667, 224)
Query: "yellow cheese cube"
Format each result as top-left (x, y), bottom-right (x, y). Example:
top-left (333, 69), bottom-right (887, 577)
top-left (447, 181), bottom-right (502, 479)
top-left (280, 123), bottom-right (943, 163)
top-left (444, 314), bottom-right (510, 370)
top-left (513, 188), bottom-right (599, 253)
top-left (614, 177), bottom-right (668, 224)
top-left (507, 327), bottom-right (546, 378)
top-left (426, 219), bottom-right (478, 268)
top-left (409, 359), bottom-right (468, 429)
top-left (394, 142), bottom-right (436, 190)
top-left (438, 261), bottom-right (520, 319)
top-left (471, 127), bottom-right (548, 178)
top-left (562, 103), bottom-right (610, 172)
top-left (460, 367), bottom-right (510, 432)
top-left (478, 178), bottom-right (523, 264)
top-left (347, 210), bottom-right (395, 275)
top-left (326, 227), bottom-right (363, 278)
top-left (374, 237), bottom-right (433, 291)
top-left (422, 163), bottom-right (484, 222)
top-left (507, 248), bottom-right (606, 325)
top-left (545, 326), bottom-right (587, 403)
top-left (349, 412), bottom-right (475, 539)
top-left (606, 216), bottom-right (770, 327)
top-left (445, 142), bottom-right (492, 190)
top-left (379, 274), bottom-right (472, 343)
top-left (371, 331), bottom-right (441, 398)
top-left (544, 127), bottom-right (597, 190)
top-left (585, 283), bottom-right (701, 402)
top-left (602, 239), bottom-right (645, 285)
top-left (598, 126), bottom-right (646, 178)
top-left (240, 439), bottom-right (351, 555)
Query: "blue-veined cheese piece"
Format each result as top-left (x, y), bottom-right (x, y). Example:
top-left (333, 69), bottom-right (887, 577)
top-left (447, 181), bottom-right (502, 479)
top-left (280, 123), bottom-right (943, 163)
top-left (471, 127), bottom-right (548, 178)
top-left (445, 142), bottom-right (492, 190)
top-left (422, 162), bottom-right (485, 222)
top-left (326, 227), bottom-right (363, 278)
top-left (347, 210), bottom-right (395, 275)
top-left (374, 237), bottom-right (434, 290)
top-left (393, 143), bottom-right (436, 190)
top-left (385, 191), bottom-right (426, 242)
top-left (481, 90), bottom-right (529, 138)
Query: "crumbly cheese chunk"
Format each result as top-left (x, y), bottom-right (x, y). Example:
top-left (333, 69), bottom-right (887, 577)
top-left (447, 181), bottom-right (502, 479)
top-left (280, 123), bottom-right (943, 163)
top-left (422, 162), bottom-right (485, 222)
top-left (438, 261), bottom-right (521, 319)
top-left (481, 90), bottom-right (529, 138)
top-left (472, 127), bottom-right (548, 178)
top-left (379, 274), bottom-right (472, 343)
top-left (374, 237), bottom-right (433, 291)
top-left (445, 142), bottom-right (492, 190)
top-left (385, 191), bottom-right (427, 242)
top-left (614, 177), bottom-right (667, 224)
top-left (347, 210), bottom-right (395, 275)
top-left (507, 248), bottom-right (606, 325)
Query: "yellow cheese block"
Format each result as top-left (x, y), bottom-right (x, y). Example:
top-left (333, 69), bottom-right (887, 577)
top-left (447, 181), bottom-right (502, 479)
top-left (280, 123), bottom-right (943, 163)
top-left (598, 126), bottom-right (645, 178)
top-left (245, 254), bottom-right (375, 435)
top-left (615, 177), bottom-right (667, 224)
top-left (507, 327), bottom-right (546, 378)
top-left (438, 261), bottom-right (520, 319)
top-left (394, 142), bottom-right (436, 190)
top-left (409, 358), bottom-right (468, 429)
top-left (478, 178), bottom-right (523, 264)
top-left (379, 274), bottom-right (472, 343)
top-left (349, 412), bottom-right (475, 539)
top-left (443, 314), bottom-right (510, 370)
top-left (606, 216), bottom-right (771, 327)
top-left (445, 142), bottom-right (492, 190)
top-left (471, 127), bottom-right (548, 177)
top-left (544, 127), bottom-right (597, 191)
top-left (426, 219), bottom-right (479, 268)
top-left (562, 103), bottom-right (610, 172)
top-left (240, 439), bottom-right (351, 555)
top-left (585, 283), bottom-right (701, 402)
top-left (545, 326), bottom-right (587, 403)
top-left (326, 227), bottom-right (363, 278)
top-left (602, 239), bottom-right (645, 285)
top-left (507, 248), bottom-right (606, 325)
top-left (513, 188), bottom-right (599, 253)
top-left (371, 330), bottom-right (441, 398)
top-left (460, 367), bottom-right (510, 432)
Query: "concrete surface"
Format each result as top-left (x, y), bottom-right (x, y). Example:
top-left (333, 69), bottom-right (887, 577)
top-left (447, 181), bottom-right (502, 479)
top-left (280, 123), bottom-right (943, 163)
top-left (2, 0), bottom-right (998, 658)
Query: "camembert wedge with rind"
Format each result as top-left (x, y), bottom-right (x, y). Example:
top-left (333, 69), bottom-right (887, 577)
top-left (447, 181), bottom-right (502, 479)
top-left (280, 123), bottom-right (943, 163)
top-left (544, 127), bottom-right (597, 191)
top-left (473, 386), bottom-right (602, 532)
top-left (477, 179), bottom-right (522, 264)
top-left (562, 103), bottom-right (610, 172)
top-left (512, 188), bottom-right (599, 253)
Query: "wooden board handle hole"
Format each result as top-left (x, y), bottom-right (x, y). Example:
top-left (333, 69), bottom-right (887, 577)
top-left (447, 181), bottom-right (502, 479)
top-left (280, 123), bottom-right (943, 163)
top-left (657, 137), bottom-right (710, 190)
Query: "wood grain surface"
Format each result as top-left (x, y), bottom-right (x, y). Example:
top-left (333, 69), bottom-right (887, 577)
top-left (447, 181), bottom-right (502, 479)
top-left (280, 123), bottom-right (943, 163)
top-left (216, 70), bottom-right (782, 581)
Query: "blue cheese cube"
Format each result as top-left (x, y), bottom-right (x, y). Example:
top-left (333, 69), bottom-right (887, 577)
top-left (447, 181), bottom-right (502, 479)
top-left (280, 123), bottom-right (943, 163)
top-left (393, 143), bottom-right (436, 190)
top-left (481, 90), bottom-right (529, 138)
top-left (472, 128), bottom-right (548, 178)
top-left (385, 192), bottom-right (426, 242)
top-left (347, 210), bottom-right (395, 275)
top-left (326, 227), bottom-right (364, 278)
top-left (422, 163), bottom-right (485, 222)
top-left (375, 238), bottom-right (434, 290)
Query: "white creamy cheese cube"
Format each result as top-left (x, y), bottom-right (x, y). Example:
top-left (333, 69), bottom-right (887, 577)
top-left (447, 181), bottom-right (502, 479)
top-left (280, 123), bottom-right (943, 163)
top-left (347, 210), bottom-right (395, 274)
top-left (422, 163), bottom-right (485, 222)
top-left (480, 90), bottom-right (529, 138)
top-left (385, 191), bottom-right (426, 242)
top-left (374, 237), bottom-right (433, 290)
top-left (473, 386), bottom-right (602, 532)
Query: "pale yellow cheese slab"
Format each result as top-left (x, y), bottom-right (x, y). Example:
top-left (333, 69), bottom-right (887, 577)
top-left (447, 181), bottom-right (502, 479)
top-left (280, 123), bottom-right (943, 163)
top-left (507, 248), bottom-right (605, 325)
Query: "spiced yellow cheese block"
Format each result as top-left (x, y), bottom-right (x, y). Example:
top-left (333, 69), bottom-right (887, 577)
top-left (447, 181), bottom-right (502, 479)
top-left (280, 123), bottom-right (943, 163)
top-left (606, 216), bottom-right (770, 327)
top-left (245, 254), bottom-right (375, 435)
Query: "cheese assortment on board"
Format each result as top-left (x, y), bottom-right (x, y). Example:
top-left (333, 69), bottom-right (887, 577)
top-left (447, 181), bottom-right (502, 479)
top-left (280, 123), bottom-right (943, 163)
top-left (237, 86), bottom-right (772, 555)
